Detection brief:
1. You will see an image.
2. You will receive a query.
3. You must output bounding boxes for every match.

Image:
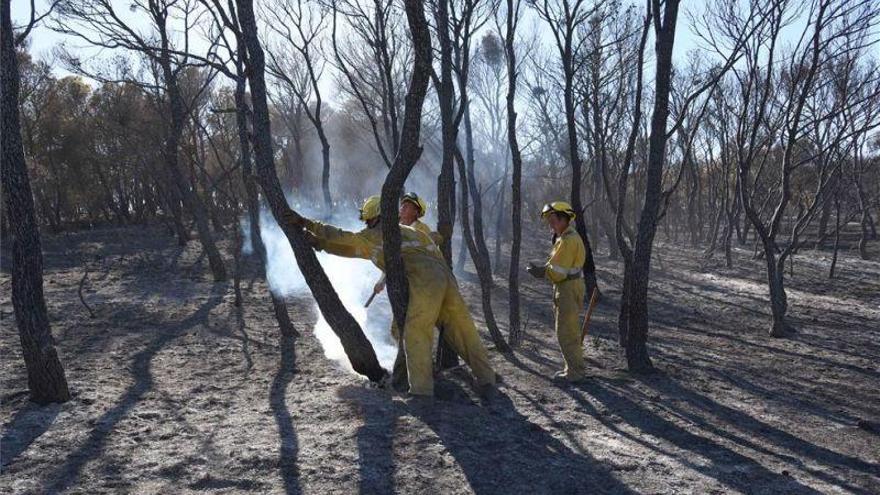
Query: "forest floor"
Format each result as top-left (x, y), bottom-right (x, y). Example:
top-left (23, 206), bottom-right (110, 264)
top-left (1, 224), bottom-right (879, 494)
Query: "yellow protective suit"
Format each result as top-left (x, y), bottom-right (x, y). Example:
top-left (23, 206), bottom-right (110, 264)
top-left (410, 219), bottom-right (444, 246)
top-left (303, 220), bottom-right (495, 396)
top-left (387, 219), bottom-right (445, 341)
top-left (544, 225), bottom-right (586, 380)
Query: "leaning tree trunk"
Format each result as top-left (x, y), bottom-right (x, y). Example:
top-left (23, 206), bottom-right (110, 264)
top-left (234, 74), bottom-right (297, 338)
top-left (460, 102), bottom-right (510, 352)
top-left (381, 0), bottom-right (434, 389)
top-left (236, 0), bottom-right (386, 382)
top-left (504, 0), bottom-right (523, 347)
top-left (1, 1), bottom-right (71, 404)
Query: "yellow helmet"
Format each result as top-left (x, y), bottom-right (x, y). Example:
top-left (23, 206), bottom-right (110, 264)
top-left (359, 195), bottom-right (382, 221)
top-left (401, 192), bottom-right (428, 218)
top-left (541, 201), bottom-right (576, 220)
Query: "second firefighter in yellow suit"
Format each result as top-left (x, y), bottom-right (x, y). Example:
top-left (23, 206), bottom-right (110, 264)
top-left (285, 196), bottom-right (495, 397)
top-left (527, 201), bottom-right (586, 382)
top-left (373, 192), bottom-right (442, 340)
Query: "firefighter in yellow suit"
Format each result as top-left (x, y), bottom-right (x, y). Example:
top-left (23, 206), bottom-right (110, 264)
top-left (283, 196), bottom-right (496, 397)
top-left (526, 201), bottom-right (586, 382)
top-left (374, 192), bottom-right (440, 340)
top-left (399, 192), bottom-right (436, 239)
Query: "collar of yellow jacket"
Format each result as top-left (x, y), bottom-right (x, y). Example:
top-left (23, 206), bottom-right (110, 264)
top-left (561, 225), bottom-right (578, 237)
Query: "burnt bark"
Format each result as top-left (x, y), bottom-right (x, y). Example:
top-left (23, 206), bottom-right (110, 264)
top-left (504, 0), bottom-right (523, 348)
top-left (431, 0), bottom-right (460, 371)
top-left (379, 0), bottom-right (434, 387)
top-left (1, 0), bottom-right (71, 404)
top-left (560, 32), bottom-right (599, 299)
top-left (235, 0), bottom-right (385, 382)
top-left (620, 0), bottom-right (682, 372)
top-left (829, 197), bottom-right (841, 278)
top-left (456, 141), bottom-right (510, 353)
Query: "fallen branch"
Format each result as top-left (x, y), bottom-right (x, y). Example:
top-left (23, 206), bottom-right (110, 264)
top-left (78, 269), bottom-right (95, 318)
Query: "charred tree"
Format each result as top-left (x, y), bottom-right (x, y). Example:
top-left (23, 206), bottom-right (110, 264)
top-left (380, 0), bottom-right (434, 387)
top-left (532, 0), bottom-right (600, 298)
top-left (433, 0), bottom-right (460, 370)
top-left (234, 0), bottom-right (386, 382)
top-left (504, 0), bottom-right (524, 347)
top-left (1, 0), bottom-right (71, 404)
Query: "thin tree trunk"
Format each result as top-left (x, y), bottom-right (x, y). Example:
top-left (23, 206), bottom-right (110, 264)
top-left (563, 58), bottom-right (599, 298)
top-left (504, 0), bottom-right (523, 347)
top-left (432, 0), bottom-right (460, 371)
top-left (1, 1), bottom-right (71, 404)
top-left (460, 107), bottom-right (510, 353)
top-left (235, 74), bottom-right (296, 338)
top-left (856, 181), bottom-right (869, 260)
top-left (815, 199), bottom-right (832, 249)
top-left (829, 198), bottom-right (841, 278)
top-left (455, 220), bottom-right (468, 272)
top-left (493, 162), bottom-right (508, 273)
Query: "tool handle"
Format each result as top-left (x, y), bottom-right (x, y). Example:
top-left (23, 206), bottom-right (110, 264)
top-left (580, 288), bottom-right (600, 343)
top-left (364, 291), bottom-right (378, 308)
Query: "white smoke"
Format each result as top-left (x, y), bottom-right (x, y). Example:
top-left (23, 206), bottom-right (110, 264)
top-left (241, 207), bottom-right (399, 372)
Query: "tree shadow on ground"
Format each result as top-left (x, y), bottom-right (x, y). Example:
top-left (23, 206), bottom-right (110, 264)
top-left (270, 333), bottom-right (301, 495)
top-left (340, 381), bottom-right (636, 495)
top-left (337, 386), bottom-right (397, 495)
top-left (40, 283), bottom-right (227, 492)
top-left (628, 375), bottom-right (880, 493)
top-left (651, 332), bottom-right (879, 424)
top-left (504, 354), bottom-right (838, 494)
top-left (1, 399), bottom-right (61, 468)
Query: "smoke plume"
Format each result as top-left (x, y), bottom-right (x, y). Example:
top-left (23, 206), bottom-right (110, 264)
top-left (241, 207), bottom-right (399, 373)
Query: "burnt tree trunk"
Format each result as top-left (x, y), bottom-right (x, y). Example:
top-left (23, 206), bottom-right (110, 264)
top-left (1, 1), bottom-right (71, 404)
top-left (381, 0), bottom-right (434, 389)
top-left (164, 187), bottom-right (189, 246)
top-left (236, 0), bottom-right (386, 382)
top-left (234, 74), bottom-right (296, 338)
top-left (829, 197), bottom-right (841, 278)
top-left (493, 161), bottom-right (508, 273)
top-left (765, 248), bottom-right (789, 337)
top-left (562, 44), bottom-right (599, 299)
top-left (456, 141), bottom-right (510, 353)
top-left (855, 174), bottom-right (870, 260)
top-left (504, 0), bottom-right (523, 347)
top-left (619, 0), bottom-right (681, 373)
top-left (432, 0), bottom-right (460, 371)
